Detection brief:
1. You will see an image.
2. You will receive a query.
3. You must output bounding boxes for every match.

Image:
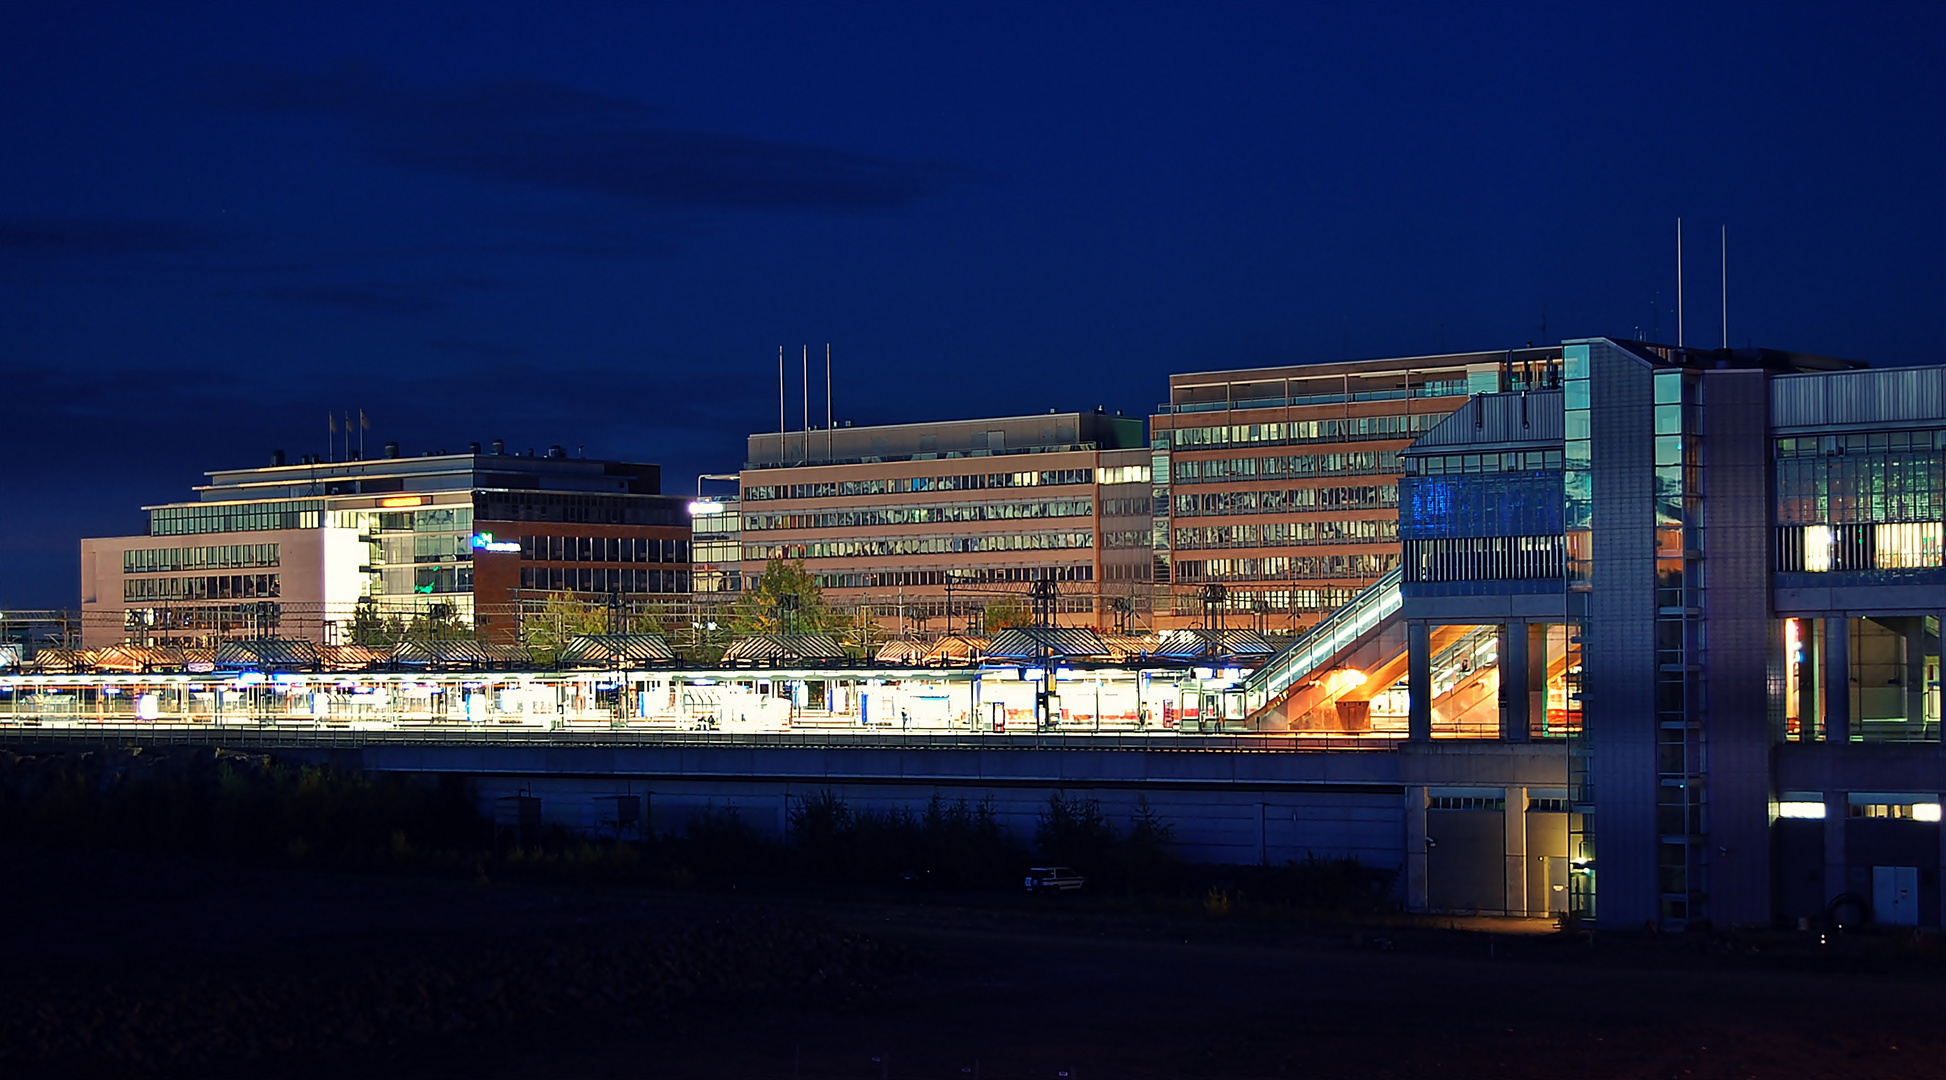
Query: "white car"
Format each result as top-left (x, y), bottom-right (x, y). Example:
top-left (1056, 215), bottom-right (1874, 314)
top-left (1024, 867), bottom-right (1086, 892)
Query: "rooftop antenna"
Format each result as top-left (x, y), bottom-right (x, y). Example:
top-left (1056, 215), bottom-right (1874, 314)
top-left (1676, 217), bottom-right (1685, 348)
top-left (825, 343), bottom-right (833, 463)
top-left (777, 345), bottom-right (785, 463)
top-left (1720, 225), bottom-right (1729, 350)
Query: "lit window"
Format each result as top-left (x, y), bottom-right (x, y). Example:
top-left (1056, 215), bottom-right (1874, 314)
top-left (1875, 522), bottom-right (1943, 570)
top-left (1803, 525), bottom-right (1832, 573)
top-left (1776, 801), bottom-right (1826, 820)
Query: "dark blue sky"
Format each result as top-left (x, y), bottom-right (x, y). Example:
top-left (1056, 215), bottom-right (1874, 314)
top-left (4, 2), bottom-right (1942, 607)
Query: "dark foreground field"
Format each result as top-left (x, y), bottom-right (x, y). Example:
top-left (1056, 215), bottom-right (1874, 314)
top-left (3, 847), bottom-right (1944, 1079)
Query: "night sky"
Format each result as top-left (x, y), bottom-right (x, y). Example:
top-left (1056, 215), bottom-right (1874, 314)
top-left (3, 2), bottom-right (1941, 607)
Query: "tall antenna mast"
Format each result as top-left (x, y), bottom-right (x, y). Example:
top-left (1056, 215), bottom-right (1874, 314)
top-left (1676, 217), bottom-right (1685, 348)
top-left (777, 346), bottom-right (785, 463)
top-left (1720, 225), bottom-right (1728, 350)
top-left (825, 343), bottom-right (833, 463)
top-left (801, 345), bottom-right (810, 465)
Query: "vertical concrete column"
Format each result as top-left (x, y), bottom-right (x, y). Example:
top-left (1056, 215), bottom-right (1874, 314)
top-left (1825, 788), bottom-right (1848, 912)
top-left (1405, 785), bottom-right (1430, 912)
top-left (1824, 616), bottom-right (1851, 743)
top-left (1408, 621), bottom-right (1432, 741)
top-left (1504, 785), bottom-right (1528, 916)
top-left (1500, 621), bottom-right (1530, 742)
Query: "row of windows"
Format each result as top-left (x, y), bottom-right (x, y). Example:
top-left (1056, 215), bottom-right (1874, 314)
top-left (1097, 465), bottom-right (1153, 485)
top-left (1102, 530), bottom-right (1150, 549)
top-left (1173, 519), bottom-right (1399, 550)
top-left (693, 541), bottom-right (740, 565)
top-left (373, 508), bottom-right (474, 534)
top-left (1776, 523), bottom-right (1945, 573)
top-left (746, 530), bottom-right (1095, 561)
top-left (1405, 450), bottom-right (1566, 476)
top-left (1173, 485), bottom-right (1399, 518)
top-left (1775, 430), bottom-right (1946, 457)
top-left (123, 602), bottom-right (280, 632)
top-left (1173, 450), bottom-right (1405, 483)
top-left (1404, 536), bottom-right (1568, 583)
top-left (743, 498), bottom-right (1094, 532)
top-left (1774, 454), bottom-right (1944, 525)
top-left (518, 535), bottom-right (691, 564)
top-left (150, 501), bottom-right (324, 536)
top-left (409, 566), bottom-right (473, 595)
top-left (1174, 553), bottom-right (1397, 582)
top-left (476, 493), bottom-right (684, 527)
top-left (518, 567), bottom-right (690, 594)
top-left (1430, 796), bottom-right (1506, 811)
top-left (812, 565), bottom-right (1095, 589)
top-left (1166, 413), bottom-right (1438, 449)
top-left (124, 543), bottom-right (280, 575)
top-left (123, 573), bottom-right (281, 602)
top-left (1101, 496), bottom-right (1154, 517)
top-left (1171, 586), bottom-right (1370, 612)
top-left (744, 469), bottom-right (1095, 501)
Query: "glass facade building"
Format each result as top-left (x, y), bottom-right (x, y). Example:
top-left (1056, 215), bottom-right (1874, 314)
top-left (82, 447), bottom-right (689, 647)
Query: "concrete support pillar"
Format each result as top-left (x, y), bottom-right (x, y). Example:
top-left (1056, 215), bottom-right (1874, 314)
top-left (1824, 616), bottom-right (1851, 742)
top-left (1825, 788), bottom-right (1848, 912)
top-left (1408, 621), bottom-right (1432, 741)
top-left (1504, 785), bottom-right (1528, 916)
top-left (1405, 785), bottom-right (1429, 912)
top-left (1500, 621), bottom-right (1530, 742)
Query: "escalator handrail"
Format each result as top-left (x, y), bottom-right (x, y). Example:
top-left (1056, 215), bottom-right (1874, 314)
top-left (1243, 566), bottom-right (1404, 698)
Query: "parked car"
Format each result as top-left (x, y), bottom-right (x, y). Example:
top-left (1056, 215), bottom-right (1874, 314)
top-left (1024, 867), bottom-right (1086, 892)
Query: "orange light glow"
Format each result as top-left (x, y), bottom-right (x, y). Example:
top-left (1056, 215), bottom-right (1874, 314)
top-left (379, 496), bottom-right (425, 508)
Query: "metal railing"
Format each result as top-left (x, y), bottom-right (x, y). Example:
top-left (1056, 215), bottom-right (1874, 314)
top-left (1241, 566), bottom-right (1404, 705)
top-left (0, 720), bottom-right (1402, 754)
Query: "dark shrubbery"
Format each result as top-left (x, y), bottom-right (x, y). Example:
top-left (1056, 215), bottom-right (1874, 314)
top-left (0, 747), bottom-right (482, 864)
top-left (0, 749), bottom-right (1394, 911)
top-left (788, 790), bottom-right (1027, 889)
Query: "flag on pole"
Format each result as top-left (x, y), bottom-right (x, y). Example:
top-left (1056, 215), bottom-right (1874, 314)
top-left (328, 412), bottom-right (338, 434)
top-left (359, 410), bottom-right (369, 431)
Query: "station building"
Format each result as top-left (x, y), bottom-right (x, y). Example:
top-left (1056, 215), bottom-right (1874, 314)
top-left (82, 444), bottom-right (690, 647)
top-left (739, 412), bottom-right (1153, 630)
top-left (1149, 348), bottom-right (1563, 633)
top-left (1240, 338), bottom-right (1945, 930)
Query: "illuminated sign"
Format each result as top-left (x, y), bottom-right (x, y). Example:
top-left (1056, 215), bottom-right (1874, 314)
top-left (688, 500), bottom-right (726, 516)
top-left (380, 496), bottom-right (426, 508)
top-left (470, 531), bottom-right (521, 553)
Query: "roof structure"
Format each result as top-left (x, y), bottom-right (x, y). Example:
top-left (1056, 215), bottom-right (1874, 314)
top-left (982, 627), bottom-right (1110, 662)
top-left (559, 634), bottom-right (678, 666)
top-left (720, 634), bottom-right (847, 664)
top-left (1151, 629), bottom-right (1277, 661)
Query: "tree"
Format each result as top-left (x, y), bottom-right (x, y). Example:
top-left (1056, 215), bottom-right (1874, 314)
top-left (402, 602), bottom-right (471, 643)
top-left (731, 559), bottom-right (837, 636)
top-left (983, 594), bottom-right (1033, 632)
top-left (347, 599), bottom-right (398, 647)
top-left (519, 592), bottom-right (613, 665)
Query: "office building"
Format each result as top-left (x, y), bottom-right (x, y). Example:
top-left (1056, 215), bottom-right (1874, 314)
top-left (1150, 348), bottom-right (1564, 632)
top-left (739, 411), bottom-right (1152, 630)
top-left (1242, 339), bottom-right (1945, 929)
top-left (82, 443), bottom-right (690, 647)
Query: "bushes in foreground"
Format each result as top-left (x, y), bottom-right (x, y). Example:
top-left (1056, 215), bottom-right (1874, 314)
top-left (0, 749), bottom-right (1393, 910)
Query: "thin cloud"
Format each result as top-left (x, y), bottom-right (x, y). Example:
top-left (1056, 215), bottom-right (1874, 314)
top-left (204, 63), bottom-right (960, 213)
top-left (0, 217), bottom-right (211, 256)
top-left (261, 276), bottom-right (496, 315)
